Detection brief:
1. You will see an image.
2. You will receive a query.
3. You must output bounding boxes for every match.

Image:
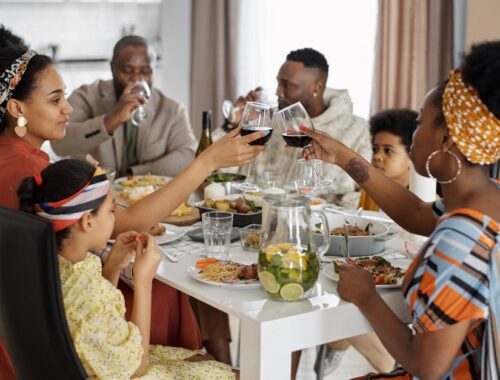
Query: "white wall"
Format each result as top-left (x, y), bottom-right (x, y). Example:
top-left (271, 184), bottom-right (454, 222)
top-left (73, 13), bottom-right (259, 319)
top-left (466, 0), bottom-right (500, 48)
top-left (160, 0), bottom-right (192, 110)
top-left (0, 1), bottom-right (162, 94)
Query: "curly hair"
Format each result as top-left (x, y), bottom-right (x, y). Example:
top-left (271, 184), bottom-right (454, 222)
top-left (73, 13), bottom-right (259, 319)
top-left (369, 109), bottom-right (418, 152)
top-left (0, 26), bottom-right (52, 132)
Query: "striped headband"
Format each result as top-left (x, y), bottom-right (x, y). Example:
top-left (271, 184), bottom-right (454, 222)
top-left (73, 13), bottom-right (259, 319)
top-left (35, 167), bottom-right (110, 232)
top-left (0, 49), bottom-right (37, 121)
top-left (442, 69), bottom-right (500, 165)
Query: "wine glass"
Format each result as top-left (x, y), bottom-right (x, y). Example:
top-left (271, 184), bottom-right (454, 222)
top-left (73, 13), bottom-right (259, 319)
top-left (130, 79), bottom-right (152, 126)
top-left (295, 159), bottom-right (325, 195)
top-left (222, 89), bottom-right (277, 124)
top-left (277, 102), bottom-right (334, 193)
top-left (232, 102), bottom-right (274, 192)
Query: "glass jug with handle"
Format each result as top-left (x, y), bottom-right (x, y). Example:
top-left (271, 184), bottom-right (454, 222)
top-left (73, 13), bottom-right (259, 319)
top-left (258, 196), bottom-right (330, 301)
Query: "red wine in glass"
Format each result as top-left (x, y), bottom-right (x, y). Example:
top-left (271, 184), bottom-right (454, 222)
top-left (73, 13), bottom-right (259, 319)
top-left (281, 126), bottom-right (312, 147)
top-left (240, 126), bottom-right (273, 145)
top-left (281, 133), bottom-right (312, 147)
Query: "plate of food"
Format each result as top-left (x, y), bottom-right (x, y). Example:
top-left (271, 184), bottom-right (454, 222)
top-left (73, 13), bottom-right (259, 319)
top-left (188, 258), bottom-right (260, 288)
top-left (115, 174), bottom-right (171, 189)
top-left (322, 256), bottom-right (407, 289)
top-left (114, 174), bottom-right (172, 204)
top-left (108, 223), bottom-right (185, 245)
top-left (195, 194), bottom-right (262, 227)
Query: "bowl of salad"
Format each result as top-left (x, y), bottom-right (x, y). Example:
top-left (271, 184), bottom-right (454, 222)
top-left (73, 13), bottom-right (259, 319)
top-left (205, 172), bottom-right (247, 195)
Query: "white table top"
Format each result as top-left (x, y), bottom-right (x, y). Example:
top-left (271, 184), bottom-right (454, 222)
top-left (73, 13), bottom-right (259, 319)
top-left (154, 226), bottom-right (412, 329)
top-left (153, 220), bottom-right (414, 379)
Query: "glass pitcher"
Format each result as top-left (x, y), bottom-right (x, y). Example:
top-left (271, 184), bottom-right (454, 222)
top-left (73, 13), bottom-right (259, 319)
top-left (258, 196), bottom-right (330, 301)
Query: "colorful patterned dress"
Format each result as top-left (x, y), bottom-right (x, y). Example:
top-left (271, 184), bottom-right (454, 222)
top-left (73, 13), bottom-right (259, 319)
top-left (59, 253), bottom-right (235, 380)
top-left (355, 208), bottom-right (499, 380)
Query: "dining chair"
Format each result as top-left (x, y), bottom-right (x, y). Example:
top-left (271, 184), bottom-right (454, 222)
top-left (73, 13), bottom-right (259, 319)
top-left (0, 206), bottom-right (88, 379)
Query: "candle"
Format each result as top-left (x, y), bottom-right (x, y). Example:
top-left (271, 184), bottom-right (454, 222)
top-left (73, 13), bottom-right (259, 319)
top-left (262, 186), bottom-right (286, 195)
top-left (409, 163), bottom-right (436, 202)
top-left (204, 183), bottom-right (225, 200)
top-left (406, 163), bottom-right (436, 243)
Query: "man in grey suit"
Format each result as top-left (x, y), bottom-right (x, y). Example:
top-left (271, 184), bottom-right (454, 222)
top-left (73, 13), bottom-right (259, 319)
top-left (52, 35), bottom-right (197, 177)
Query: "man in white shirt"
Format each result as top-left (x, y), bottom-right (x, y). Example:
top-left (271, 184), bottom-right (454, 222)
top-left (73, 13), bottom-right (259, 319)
top-left (225, 48), bottom-right (372, 209)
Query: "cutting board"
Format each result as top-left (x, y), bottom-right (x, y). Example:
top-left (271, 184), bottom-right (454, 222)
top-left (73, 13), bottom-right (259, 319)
top-left (162, 208), bottom-right (200, 226)
top-left (114, 192), bottom-right (200, 227)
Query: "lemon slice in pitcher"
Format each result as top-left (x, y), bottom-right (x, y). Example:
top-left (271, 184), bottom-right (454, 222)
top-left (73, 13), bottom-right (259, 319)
top-left (280, 283), bottom-right (304, 301)
top-left (259, 271), bottom-right (280, 294)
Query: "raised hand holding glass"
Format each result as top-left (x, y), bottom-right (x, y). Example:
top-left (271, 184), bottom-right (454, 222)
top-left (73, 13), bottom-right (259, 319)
top-left (233, 102), bottom-right (274, 192)
top-left (277, 102), bottom-right (334, 193)
top-left (130, 79), bottom-right (152, 126)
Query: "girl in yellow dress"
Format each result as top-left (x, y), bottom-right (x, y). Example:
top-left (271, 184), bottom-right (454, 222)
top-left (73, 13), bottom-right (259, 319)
top-left (17, 159), bottom-right (237, 380)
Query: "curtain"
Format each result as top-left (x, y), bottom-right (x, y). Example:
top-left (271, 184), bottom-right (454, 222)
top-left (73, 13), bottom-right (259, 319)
top-left (371, 0), bottom-right (454, 114)
top-left (190, 0), bottom-right (240, 138)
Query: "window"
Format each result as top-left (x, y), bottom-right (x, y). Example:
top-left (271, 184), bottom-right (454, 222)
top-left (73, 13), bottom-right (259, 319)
top-left (236, 0), bottom-right (377, 119)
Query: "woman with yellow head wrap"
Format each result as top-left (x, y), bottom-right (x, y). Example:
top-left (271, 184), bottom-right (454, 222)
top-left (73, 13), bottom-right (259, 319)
top-left (299, 40), bottom-right (500, 380)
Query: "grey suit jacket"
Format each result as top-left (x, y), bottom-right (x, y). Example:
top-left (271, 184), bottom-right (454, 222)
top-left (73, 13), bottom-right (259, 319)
top-left (51, 79), bottom-right (197, 177)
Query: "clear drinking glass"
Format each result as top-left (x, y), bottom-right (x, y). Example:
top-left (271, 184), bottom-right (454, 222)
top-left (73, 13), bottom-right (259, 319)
top-left (277, 102), bottom-right (334, 193)
top-left (202, 211), bottom-right (234, 260)
top-left (232, 102), bottom-right (274, 192)
top-left (130, 79), bottom-right (152, 126)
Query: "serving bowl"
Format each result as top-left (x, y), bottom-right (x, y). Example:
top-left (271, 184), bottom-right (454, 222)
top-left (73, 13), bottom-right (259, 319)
top-left (195, 194), bottom-right (262, 228)
top-left (312, 213), bottom-right (395, 256)
top-left (205, 172), bottom-right (246, 195)
top-left (239, 224), bottom-right (262, 251)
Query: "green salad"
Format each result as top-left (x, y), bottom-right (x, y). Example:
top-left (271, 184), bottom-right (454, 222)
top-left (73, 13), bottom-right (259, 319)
top-left (205, 173), bottom-right (246, 183)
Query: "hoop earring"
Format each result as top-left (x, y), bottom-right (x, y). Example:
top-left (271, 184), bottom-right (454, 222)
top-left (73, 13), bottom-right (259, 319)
top-left (425, 149), bottom-right (462, 184)
top-left (15, 116), bottom-right (27, 138)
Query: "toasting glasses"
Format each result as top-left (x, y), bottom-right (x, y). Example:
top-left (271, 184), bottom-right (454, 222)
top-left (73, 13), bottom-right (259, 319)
top-left (130, 79), bottom-right (152, 126)
top-left (277, 102), bottom-right (334, 194)
top-left (232, 102), bottom-right (274, 192)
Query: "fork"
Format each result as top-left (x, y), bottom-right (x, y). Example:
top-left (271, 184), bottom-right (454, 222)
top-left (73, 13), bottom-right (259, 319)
top-left (342, 224), bottom-right (350, 263)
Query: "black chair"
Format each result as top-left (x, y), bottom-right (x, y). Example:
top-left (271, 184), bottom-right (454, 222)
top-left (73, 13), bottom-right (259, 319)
top-left (0, 206), bottom-right (87, 380)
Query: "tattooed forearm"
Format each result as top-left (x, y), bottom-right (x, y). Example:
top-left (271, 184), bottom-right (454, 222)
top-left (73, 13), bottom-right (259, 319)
top-left (345, 157), bottom-right (370, 183)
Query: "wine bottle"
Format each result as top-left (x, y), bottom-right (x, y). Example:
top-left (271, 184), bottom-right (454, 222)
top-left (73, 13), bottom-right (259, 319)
top-left (195, 111), bottom-right (213, 157)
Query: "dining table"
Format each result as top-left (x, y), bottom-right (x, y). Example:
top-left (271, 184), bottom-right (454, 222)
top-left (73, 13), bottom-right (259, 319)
top-left (154, 219), bottom-right (413, 380)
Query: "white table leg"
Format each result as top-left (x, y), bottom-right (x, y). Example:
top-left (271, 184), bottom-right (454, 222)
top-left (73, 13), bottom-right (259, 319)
top-left (240, 318), bottom-right (292, 380)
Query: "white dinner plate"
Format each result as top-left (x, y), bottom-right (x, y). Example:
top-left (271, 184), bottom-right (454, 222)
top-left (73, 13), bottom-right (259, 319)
top-left (322, 261), bottom-right (406, 289)
top-left (108, 224), bottom-right (185, 245)
top-left (188, 265), bottom-right (261, 289)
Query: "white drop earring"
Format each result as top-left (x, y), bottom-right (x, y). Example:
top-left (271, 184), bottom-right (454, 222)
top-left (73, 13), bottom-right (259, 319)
top-left (15, 116), bottom-right (28, 138)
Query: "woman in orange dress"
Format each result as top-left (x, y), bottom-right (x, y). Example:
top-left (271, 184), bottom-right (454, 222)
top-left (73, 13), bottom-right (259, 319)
top-left (303, 41), bottom-right (500, 379)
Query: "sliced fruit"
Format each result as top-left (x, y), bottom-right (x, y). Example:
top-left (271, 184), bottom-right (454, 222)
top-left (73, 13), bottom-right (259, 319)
top-left (289, 269), bottom-right (302, 281)
top-left (270, 254), bottom-right (283, 267)
top-left (276, 243), bottom-right (292, 251)
top-left (281, 252), bottom-right (307, 269)
top-left (264, 245), bottom-right (281, 262)
top-left (259, 271), bottom-right (280, 294)
top-left (280, 283), bottom-right (304, 301)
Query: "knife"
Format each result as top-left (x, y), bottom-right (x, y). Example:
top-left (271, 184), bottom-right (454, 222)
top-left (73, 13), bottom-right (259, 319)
top-left (159, 246), bottom-right (178, 263)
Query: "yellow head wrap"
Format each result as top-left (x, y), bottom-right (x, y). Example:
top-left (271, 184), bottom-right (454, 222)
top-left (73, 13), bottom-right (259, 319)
top-left (442, 69), bottom-right (500, 165)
